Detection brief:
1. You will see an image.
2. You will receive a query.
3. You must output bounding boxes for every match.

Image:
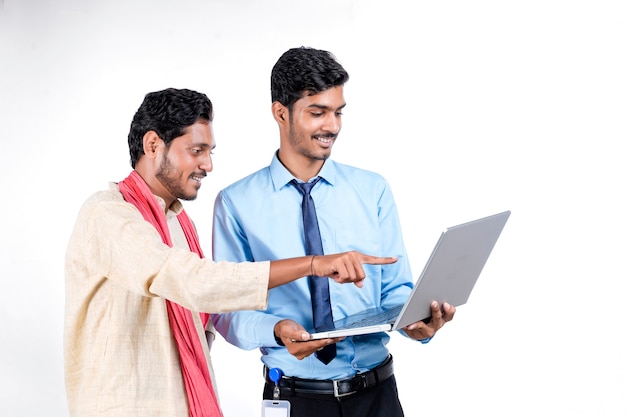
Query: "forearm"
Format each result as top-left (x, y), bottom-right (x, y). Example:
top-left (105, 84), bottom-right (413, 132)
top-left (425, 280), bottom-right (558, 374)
top-left (268, 256), bottom-right (314, 289)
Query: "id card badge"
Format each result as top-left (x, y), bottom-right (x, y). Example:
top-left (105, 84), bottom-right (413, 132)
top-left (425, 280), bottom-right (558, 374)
top-left (261, 399), bottom-right (290, 417)
top-left (263, 368), bottom-right (290, 417)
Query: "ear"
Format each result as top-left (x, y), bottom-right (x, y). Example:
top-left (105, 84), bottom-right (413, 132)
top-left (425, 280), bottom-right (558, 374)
top-left (271, 101), bottom-right (288, 125)
top-left (142, 131), bottom-right (161, 158)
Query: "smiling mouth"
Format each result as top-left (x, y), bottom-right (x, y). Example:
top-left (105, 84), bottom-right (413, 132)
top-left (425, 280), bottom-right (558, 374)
top-left (313, 135), bottom-right (336, 144)
top-left (190, 174), bottom-right (205, 184)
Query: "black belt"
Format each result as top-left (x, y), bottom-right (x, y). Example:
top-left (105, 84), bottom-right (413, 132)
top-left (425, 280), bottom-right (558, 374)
top-left (263, 355), bottom-right (394, 398)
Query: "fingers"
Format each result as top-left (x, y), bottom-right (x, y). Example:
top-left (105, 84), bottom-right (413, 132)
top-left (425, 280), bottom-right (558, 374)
top-left (428, 301), bottom-right (447, 330)
top-left (430, 301), bottom-right (455, 325)
top-left (275, 319), bottom-right (309, 343)
top-left (361, 255), bottom-right (399, 265)
top-left (313, 252), bottom-right (365, 285)
top-left (430, 301), bottom-right (444, 321)
top-left (285, 337), bottom-right (342, 360)
top-left (274, 320), bottom-right (347, 360)
top-left (313, 252), bottom-right (397, 286)
top-left (402, 301), bottom-right (456, 341)
top-left (442, 302), bottom-right (456, 322)
top-left (331, 255), bottom-right (360, 283)
top-left (352, 278), bottom-right (365, 288)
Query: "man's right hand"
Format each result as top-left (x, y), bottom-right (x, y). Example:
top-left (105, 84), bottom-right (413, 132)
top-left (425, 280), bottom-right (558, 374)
top-left (312, 251), bottom-right (398, 288)
top-left (274, 319), bottom-right (345, 360)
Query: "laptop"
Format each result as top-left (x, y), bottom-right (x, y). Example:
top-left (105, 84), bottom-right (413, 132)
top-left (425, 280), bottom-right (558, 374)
top-left (308, 210), bottom-right (511, 340)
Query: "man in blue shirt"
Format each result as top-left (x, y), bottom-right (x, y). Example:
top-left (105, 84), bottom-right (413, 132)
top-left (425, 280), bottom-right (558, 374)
top-left (211, 47), bottom-right (456, 417)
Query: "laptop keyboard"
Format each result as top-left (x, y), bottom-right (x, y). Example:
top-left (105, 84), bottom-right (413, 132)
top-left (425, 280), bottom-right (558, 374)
top-left (339, 304), bottom-right (404, 329)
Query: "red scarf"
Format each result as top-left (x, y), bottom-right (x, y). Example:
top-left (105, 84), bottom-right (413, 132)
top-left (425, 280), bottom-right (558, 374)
top-left (118, 170), bottom-right (223, 417)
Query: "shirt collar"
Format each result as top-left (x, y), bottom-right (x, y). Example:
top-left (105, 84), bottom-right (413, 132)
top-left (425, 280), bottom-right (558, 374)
top-left (269, 150), bottom-right (336, 190)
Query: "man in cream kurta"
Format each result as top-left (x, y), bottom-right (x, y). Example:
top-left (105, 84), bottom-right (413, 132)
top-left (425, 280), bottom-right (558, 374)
top-left (64, 184), bottom-right (270, 417)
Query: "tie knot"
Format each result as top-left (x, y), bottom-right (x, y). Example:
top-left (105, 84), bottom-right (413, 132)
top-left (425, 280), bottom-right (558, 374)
top-left (291, 177), bottom-right (322, 195)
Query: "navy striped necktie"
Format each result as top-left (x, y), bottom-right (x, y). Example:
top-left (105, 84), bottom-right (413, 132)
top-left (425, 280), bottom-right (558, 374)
top-left (291, 177), bottom-right (336, 364)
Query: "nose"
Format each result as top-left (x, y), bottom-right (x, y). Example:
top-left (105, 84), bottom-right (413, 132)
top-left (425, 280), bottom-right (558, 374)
top-left (199, 153), bottom-right (213, 173)
top-left (324, 114), bottom-right (341, 134)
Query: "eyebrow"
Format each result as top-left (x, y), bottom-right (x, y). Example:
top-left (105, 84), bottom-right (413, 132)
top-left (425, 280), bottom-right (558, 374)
top-left (190, 142), bottom-right (216, 150)
top-left (307, 103), bottom-right (347, 111)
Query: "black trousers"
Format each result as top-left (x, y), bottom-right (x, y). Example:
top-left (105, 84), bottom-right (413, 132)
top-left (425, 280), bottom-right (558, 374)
top-left (263, 375), bottom-right (404, 417)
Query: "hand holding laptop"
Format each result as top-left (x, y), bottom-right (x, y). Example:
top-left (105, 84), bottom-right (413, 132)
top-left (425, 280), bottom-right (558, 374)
top-left (402, 300), bottom-right (456, 342)
top-left (273, 319), bottom-right (345, 360)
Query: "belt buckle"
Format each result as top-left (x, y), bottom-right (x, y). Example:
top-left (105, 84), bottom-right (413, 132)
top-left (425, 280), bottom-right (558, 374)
top-left (333, 375), bottom-right (365, 398)
top-left (332, 379), bottom-right (350, 398)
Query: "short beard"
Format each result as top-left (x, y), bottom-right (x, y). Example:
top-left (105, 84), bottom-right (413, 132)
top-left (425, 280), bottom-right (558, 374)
top-left (155, 149), bottom-right (197, 201)
top-left (288, 124), bottom-right (331, 162)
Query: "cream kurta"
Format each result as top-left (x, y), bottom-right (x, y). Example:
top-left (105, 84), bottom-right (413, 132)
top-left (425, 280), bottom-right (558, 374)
top-left (64, 183), bottom-right (270, 417)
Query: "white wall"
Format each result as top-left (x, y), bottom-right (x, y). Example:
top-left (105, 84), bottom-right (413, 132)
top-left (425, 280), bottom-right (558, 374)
top-left (1, 0), bottom-right (624, 416)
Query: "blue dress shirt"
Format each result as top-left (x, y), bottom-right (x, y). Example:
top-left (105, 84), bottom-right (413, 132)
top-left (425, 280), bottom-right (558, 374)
top-left (211, 153), bottom-right (414, 380)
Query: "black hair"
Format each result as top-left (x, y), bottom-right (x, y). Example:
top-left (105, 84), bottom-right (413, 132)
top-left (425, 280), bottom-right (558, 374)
top-left (127, 88), bottom-right (213, 168)
top-left (270, 47), bottom-right (349, 111)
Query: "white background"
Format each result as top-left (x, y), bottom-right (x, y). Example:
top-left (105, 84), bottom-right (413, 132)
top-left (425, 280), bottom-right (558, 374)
top-left (1, 1), bottom-right (625, 416)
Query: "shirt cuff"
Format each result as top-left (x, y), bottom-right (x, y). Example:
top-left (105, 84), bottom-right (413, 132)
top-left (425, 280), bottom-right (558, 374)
top-left (274, 332), bottom-right (285, 346)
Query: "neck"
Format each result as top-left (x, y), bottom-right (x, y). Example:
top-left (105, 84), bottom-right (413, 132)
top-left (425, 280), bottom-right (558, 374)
top-left (276, 149), bottom-right (325, 182)
top-left (132, 167), bottom-right (175, 211)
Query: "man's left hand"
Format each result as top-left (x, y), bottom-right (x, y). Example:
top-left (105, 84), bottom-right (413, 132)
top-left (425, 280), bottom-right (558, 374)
top-left (402, 301), bottom-right (455, 341)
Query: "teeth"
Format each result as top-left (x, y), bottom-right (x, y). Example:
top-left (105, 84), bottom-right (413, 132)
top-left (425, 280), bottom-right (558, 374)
top-left (315, 137), bottom-right (334, 143)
